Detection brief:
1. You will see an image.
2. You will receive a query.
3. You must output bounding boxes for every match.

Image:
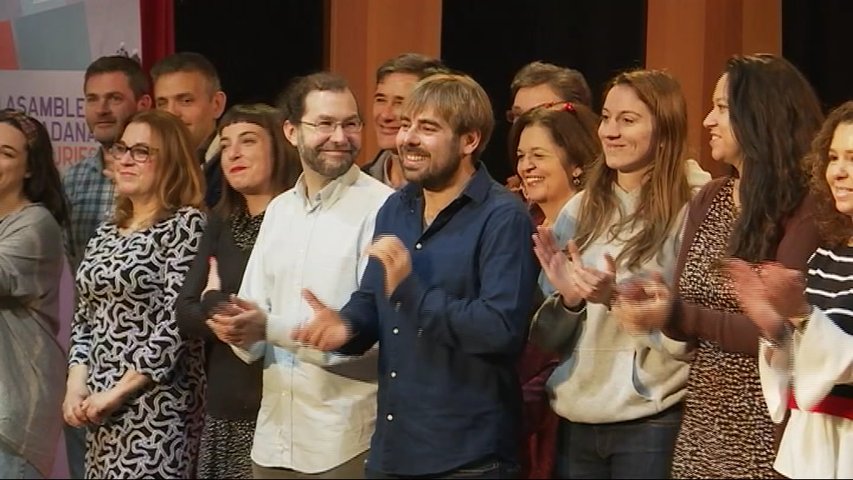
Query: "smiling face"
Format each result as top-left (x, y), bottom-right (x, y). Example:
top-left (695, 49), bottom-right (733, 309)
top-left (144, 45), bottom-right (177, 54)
top-left (113, 121), bottom-right (159, 200)
top-left (396, 106), bottom-right (471, 192)
top-left (826, 122), bottom-right (853, 219)
top-left (285, 89), bottom-right (362, 180)
top-left (373, 72), bottom-right (420, 150)
top-left (703, 73), bottom-right (742, 170)
top-left (598, 84), bottom-right (655, 173)
top-left (0, 122), bottom-right (29, 203)
top-left (516, 123), bottom-right (575, 205)
top-left (220, 121), bottom-right (275, 197)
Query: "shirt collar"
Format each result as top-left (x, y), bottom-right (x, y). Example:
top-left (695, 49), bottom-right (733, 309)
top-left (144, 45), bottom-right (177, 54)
top-left (83, 148), bottom-right (107, 173)
top-left (399, 161), bottom-right (492, 207)
top-left (294, 163), bottom-right (362, 210)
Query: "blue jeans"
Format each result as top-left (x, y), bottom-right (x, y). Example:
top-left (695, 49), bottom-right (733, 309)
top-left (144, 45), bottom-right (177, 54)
top-left (365, 456), bottom-right (520, 479)
top-left (555, 405), bottom-right (682, 479)
top-left (0, 442), bottom-right (42, 479)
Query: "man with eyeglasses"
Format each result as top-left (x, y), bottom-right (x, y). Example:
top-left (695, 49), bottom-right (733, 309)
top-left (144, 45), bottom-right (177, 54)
top-left (205, 72), bottom-right (392, 479)
top-left (292, 73), bottom-right (540, 479)
top-left (60, 54), bottom-right (151, 480)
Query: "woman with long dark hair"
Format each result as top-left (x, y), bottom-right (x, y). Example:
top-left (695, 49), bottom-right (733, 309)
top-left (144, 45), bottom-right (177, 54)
top-left (615, 54), bottom-right (824, 478)
top-left (0, 109), bottom-right (69, 479)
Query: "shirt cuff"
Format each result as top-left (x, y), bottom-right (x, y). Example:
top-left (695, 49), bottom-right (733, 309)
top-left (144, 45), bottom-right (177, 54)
top-left (266, 312), bottom-right (299, 350)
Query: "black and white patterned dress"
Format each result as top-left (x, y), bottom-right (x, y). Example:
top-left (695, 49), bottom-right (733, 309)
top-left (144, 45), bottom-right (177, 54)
top-left (69, 207), bottom-right (207, 479)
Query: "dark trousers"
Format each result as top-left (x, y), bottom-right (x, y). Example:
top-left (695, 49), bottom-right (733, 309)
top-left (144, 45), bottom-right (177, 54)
top-left (555, 405), bottom-right (682, 479)
top-left (63, 425), bottom-right (86, 479)
top-left (365, 456), bottom-right (520, 479)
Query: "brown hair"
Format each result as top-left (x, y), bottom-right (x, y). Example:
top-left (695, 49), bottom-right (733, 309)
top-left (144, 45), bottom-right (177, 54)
top-left (402, 73), bottom-right (494, 162)
top-left (574, 69), bottom-right (691, 271)
top-left (809, 100), bottom-right (853, 248)
top-left (216, 103), bottom-right (302, 216)
top-left (375, 53), bottom-right (448, 84)
top-left (507, 102), bottom-right (601, 189)
top-left (511, 61), bottom-right (592, 107)
top-left (113, 110), bottom-right (205, 227)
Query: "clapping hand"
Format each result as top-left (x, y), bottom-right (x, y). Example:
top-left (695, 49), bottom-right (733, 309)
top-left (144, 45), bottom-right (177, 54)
top-left (532, 227), bottom-right (616, 308)
top-left (611, 272), bottom-right (672, 334)
top-left (291, 289), bottom-right (351, 351)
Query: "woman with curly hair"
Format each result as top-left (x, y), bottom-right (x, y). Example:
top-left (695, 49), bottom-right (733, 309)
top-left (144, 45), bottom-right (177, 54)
top-left (727, 101), bottom-right (853, 479)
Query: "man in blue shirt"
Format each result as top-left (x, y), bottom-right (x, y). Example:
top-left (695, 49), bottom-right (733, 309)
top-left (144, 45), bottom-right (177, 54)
top-left (294, 73), bottom-right (539, 479)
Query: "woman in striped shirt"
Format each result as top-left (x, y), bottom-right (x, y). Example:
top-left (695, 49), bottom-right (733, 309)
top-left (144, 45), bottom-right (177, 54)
top-left (727, 100), bottom-right (853, 479)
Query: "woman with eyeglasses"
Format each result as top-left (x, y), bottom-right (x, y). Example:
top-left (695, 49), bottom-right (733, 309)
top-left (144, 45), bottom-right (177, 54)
top-left (506, 102), bottom-right (600, 479)
top-left (530, 70), bottom-right (709, 479)
top-left (175, 104), bottom-right (301, 479)
top-left (0, 109), bottom-right (69, 479)
top-left (63, 109), bottom-right (207, 478)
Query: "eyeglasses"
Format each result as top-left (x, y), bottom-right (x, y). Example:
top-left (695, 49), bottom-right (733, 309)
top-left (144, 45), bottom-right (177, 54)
top-left (300, 118), bottom-right (363, 135)
top-left (109, 142), bottom-right (158, 164)
top-left (506, 101), bottom-right (574, 124)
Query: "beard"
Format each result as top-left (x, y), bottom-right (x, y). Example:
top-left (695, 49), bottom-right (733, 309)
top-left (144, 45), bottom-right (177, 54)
top-left (297, 136), bottom-right (357, 179)
top-left (401, 137), bottom-right (463, 192)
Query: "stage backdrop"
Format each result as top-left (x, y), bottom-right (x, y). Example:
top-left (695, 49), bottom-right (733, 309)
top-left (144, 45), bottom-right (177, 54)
top-left (0, 0), bottom-right (142, 174)
top-left (0, 1), bottom-right (143, 478)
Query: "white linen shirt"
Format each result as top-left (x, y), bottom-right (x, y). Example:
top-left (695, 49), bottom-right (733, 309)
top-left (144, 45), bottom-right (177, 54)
top-left (234, 165), bottom-right (393, 473)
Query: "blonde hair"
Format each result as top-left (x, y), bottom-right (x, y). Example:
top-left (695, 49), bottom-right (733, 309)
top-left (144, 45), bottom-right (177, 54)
top-left (114, 110), bottom-right (205, 227)
top-left (574, 69), bottom-right (691, 271)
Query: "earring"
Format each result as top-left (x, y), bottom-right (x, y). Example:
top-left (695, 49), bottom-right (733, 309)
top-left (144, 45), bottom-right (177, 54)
top-left (572, 176), bottom-right (581, 187)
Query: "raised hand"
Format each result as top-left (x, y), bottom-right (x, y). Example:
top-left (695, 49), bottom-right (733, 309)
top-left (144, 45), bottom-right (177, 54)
top-left (206, 295), bottom-right (266, 348)
top-left (748, 261), bottom-right (808, 318)
top-left (724, 258), bottom-right (788, 340)
top-left (367, 235), bottom-right (412, 297)
top-left (533, 226), bottom-right (583, 308)
top-left (291, 289), bottom-right (351, 351)
top-left (612, 272), bottom-right (672, 334)
top-left (571, 246), bottom-right (617, 306)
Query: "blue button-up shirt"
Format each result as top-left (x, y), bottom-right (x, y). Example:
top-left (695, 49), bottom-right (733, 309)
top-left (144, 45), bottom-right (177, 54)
top-left (339, 163), bottom-right (539, 476)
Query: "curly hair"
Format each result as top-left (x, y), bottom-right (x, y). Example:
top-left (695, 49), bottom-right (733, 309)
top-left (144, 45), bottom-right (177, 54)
top-left (808, 100), bottom-right (853, 248)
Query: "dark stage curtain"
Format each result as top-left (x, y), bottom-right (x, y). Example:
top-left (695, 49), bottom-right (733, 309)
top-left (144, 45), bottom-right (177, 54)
top-left (140, 0), bottom-right (175, 73)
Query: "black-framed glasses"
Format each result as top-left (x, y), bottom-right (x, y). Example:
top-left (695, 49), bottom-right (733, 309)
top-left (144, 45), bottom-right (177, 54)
top-left (109, 142), bottom-right (158, 164)
top-left (506, 101), bottom-right (574, 124)
top-left (301, 118), bottom-right (363, 135)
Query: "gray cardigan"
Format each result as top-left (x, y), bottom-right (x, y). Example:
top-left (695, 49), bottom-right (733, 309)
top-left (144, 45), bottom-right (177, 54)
top-left (0, 204), bottom-right (66, 477)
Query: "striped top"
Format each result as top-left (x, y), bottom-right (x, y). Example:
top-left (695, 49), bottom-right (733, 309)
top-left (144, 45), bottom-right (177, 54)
top-left (805, 246), bottom-right (853, 398)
